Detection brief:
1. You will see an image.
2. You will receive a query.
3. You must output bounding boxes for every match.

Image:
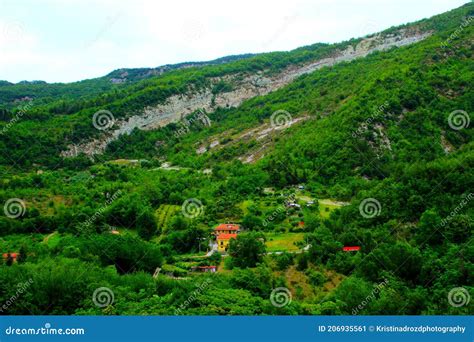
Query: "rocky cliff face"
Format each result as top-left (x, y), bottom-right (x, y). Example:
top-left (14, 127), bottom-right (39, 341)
top-left (61, 29), bottom-right (431, 157)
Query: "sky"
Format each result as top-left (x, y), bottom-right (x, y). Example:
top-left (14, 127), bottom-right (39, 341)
top-left (0, 0), bottom-right (468, 83)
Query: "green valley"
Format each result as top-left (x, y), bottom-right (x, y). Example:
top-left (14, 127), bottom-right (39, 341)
top-left (0, 3), bottom-right (472, 316)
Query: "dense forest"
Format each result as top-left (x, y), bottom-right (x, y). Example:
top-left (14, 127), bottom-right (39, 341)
top-left (0, 3), bottom-right (472, 315)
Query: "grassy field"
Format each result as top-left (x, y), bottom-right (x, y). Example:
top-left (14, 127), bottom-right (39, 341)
top-left (294, 189), bottom-right (349, 219)
top-left (318, 199), bottom-right (348, 218)
top-left (108, 159), bottom-right (140, 166)
top-left (265, 232), bottom-right (305, 252)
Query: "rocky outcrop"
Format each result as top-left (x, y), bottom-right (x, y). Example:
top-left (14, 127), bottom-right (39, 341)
top-left (195, 116), bottom-right (309, 163)
top-left (62, 29), bottom-right (431, 157)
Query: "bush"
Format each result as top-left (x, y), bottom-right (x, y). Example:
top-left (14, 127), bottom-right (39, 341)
top-left (306, 269), bottom-right (327, 287)
top-left (274, 252), bottom-right (294, 270)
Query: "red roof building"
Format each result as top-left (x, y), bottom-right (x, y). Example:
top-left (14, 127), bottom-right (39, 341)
top-left (216, 233), bottom-right (237, 252)
top-left (195, 266), bottom-right (217, 273)
top-left (214, 224), bottom-right (240, 233)
top-left (2, 253), bottom-right (19, 262)
top-left (217, 233), bottom-right (237, 240)
top-left (342, 246), bottom-right (361, 252)
top-left (214, 224), bottom-right (240, 252)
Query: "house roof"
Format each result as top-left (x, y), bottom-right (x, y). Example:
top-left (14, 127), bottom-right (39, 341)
top-left (2, 253), bottom-right (18, 258)
top-left (198, 266), bottom-right (217, 269)
top-left (217, 233), bottom-right (237, 240)
top-left (342, 246), bottom-right (361, 252)
top-left (215, 223), bottom-right (240, 231)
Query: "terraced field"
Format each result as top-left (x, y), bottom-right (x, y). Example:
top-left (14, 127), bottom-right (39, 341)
top-left (155, 204), bottom-right (181, 231)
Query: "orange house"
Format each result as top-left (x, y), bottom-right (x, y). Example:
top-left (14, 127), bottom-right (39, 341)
top-left (2, 253), bottom-right (19, 263)
top-left (216, 233), bottom-right (237, 252)
top-left (214, 224), bottom-right (240, 252)
top-left (214, 223), bottom-right (239, 235)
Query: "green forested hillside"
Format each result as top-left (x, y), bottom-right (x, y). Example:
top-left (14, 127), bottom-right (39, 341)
top-left (0, 3), bottom-right (472, 315)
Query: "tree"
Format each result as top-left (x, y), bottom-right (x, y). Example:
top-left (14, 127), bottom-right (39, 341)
top-left (416, 209), bottom-right (442, 245)
top-left (333, 276), bottom-right (373, 314)
top-left (5, 253), bottom-right (13, 266)
top-left (137, 209), bottom-right (157, 240)
top-left (230, 265), bottom-right (273, 297)
top-left (304, 212), bottom-right (321, 232)
top-left (241, 214), bottom-right (263, 231)
top-left (168, 216), bottom-right (188, 231)
top-left (307, 227), bottom-right (343, 264)
top-left (17, 245), bottom-right (27, 263)
top-left (107, 194), bottom-right (145, 227)
top-left (229, 233), bottom-right (266, 268)
top-left (445, 214), bottom-right (471, 243)
top-left (274, 252), bottom-right (294, 270)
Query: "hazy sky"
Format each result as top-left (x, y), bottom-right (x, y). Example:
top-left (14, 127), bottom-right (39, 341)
top-left (0, 0), bottom-right (467, 83)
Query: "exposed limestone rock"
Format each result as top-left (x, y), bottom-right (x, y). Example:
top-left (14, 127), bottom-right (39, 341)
top-left (373, 123), bottom-right (392, 153)
top-left (194, 116), bottom-right (310, 164)
top-left (62, 30), bottom-right (431, 158)
top-left (440, 133), bottom-right (454, 154)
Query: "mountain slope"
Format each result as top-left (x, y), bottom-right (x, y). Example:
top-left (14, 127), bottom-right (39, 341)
top-left (0, 53), bottom-right (256, 109)
top-left (0, 3), bottom-right (472, 316)
top-left (1, 3), bottom-right (472, 168)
